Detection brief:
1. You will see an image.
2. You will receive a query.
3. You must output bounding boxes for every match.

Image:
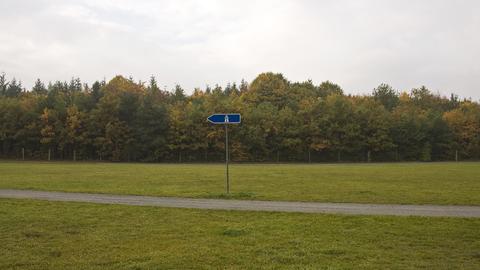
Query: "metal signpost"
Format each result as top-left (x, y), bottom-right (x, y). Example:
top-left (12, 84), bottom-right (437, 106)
top-left (207, 113), bottom-right (241, 194)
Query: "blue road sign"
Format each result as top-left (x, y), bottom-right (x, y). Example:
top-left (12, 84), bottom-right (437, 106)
top-left (207, 113), bottom-right (241, 194)
top-left (207, 113), bottom-right (241, 124)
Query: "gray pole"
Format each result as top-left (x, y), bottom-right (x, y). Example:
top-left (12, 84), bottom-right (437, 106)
top-left (225, 124), bottom-right (230, 194)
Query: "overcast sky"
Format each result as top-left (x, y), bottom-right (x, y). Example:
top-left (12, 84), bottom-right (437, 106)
top-left (1, 0), bottom-right (479, 99)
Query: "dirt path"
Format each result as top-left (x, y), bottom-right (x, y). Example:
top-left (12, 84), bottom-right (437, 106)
top-left (1, 189), bottom-right (479, 217)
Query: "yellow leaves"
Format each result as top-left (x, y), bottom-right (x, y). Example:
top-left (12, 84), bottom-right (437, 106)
top-left (40, 108), bottom-right (50, 122)
top-left (310, 141), bottom-right (329, 151)
top-left (103, 75), bottom-right (146, 96)
top-left (192, 88), bottom-right (205, 98)
top-left (443, 102), bottom-right (480, 145)
top-left (206, 130), bottom-right (219, 140)
top-left (19, 95), bottom-right (40, 111)
top-left (66, 105), bottom-right (86, 144)
top-left (40, 108), bottom-right (55, 145)
top-left (398, 91), bottom-right (410, 103)
top-left (443, 110), bottom-right (460, 126)
top-left (244, 72), bottom-right (289, 106)
top-left (231, 141), bottom-right (249, 162)
top-left (298, 98), bottom-right (316, 112)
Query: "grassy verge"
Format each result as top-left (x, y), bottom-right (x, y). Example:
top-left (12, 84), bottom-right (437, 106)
top-left (1, 199), bottom-right (479, 269)
top-left (1, 161), bottom-right (480, 205)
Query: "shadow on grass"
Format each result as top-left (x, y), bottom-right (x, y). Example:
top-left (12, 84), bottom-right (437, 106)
top-left (205, 192), bottom-right (256, 200)
top-left (222, 228), bottom-right (249, 237)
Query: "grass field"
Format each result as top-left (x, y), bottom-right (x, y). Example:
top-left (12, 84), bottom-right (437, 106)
top-left (2, 161), bottom-right (480, 269)
top-left (1, 199), bottom-right (479, 269)
top-left (1, 161), bottom-right (480, 205)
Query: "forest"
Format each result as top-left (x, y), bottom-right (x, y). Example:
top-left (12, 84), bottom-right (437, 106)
top-left (0, 72), bottom-right (479, 162)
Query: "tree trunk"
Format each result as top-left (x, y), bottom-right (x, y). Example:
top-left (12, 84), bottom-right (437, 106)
top-left (73, 149), bottom-right (77, 161)
top-left (337, 151), bottom-right (341, 162)
top-left (48, 148), bottom-right (51, 161)
top-left (308, 149), bottom-right (311, 163)
top-left (277, 150), bottom-right (280, 163)
top-left (455, 150), bottom-right (458, 162)
top-left (22, 148), bottom-right (25, 161)
top-left (367, 150), bottom-right (371, 163)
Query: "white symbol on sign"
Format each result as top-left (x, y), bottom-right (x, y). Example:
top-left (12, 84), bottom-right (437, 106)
top-left (225, 115), bottom-right (229, 123)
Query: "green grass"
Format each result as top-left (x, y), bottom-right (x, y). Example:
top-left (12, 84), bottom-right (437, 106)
top-left (1, 199), bottom-right (479, 269)
top-left (1, 161), bottom-right (480, 205)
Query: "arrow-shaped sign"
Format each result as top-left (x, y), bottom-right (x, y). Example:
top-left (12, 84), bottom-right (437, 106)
top-left (207, 113), bottom-right (241, 124)
top-left (207, 113), bottom-right (241, 194)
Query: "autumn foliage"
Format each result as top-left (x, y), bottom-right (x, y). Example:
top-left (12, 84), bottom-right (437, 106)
top-left (0, 73), bottom-right (479, 162)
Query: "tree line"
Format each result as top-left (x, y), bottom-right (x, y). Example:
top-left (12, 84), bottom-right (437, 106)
top-left (0, 72), bottom-right (479, 162)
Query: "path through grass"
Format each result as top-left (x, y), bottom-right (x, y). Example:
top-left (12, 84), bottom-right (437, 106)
top-left (1, 161), bottom-right (479, 205)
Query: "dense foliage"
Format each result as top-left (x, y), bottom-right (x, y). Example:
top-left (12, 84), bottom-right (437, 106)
top-left (0, 72), bottom-right (479, 162)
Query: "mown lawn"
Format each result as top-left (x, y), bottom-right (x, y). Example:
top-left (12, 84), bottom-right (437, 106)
top-left (1, 199), bottom-right (479, 270)
top-left (1, 161), bottom-right (479, 205)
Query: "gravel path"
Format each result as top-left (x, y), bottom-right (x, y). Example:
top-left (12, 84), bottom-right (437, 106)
top-left (1, 189), bottom-right (479, 217)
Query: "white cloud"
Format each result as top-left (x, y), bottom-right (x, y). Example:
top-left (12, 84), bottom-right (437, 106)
top-left (0, 0), bottom-right (479, 99)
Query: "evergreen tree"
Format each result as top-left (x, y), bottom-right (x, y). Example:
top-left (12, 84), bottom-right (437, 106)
top-left (32, 79), bottom-right (47, 95)
top-left (5, 78), bottom-right (23, 97)
top-left (373, 83), bottom-right (399, 111)
top-left (0, 73), bottom-right (478, 162)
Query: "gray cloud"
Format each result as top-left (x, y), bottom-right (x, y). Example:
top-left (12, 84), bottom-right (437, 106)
top-left (0, 0), bottom-right (479, 99)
